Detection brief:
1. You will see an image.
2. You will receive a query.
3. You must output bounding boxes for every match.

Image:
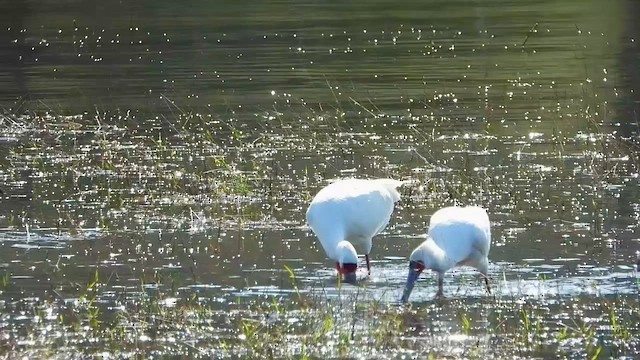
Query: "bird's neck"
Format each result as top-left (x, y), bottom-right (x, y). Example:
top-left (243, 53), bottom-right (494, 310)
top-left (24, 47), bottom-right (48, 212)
top-left (318, 229), bottom-right (347, 260)
top-left (424, 239), bottom-right (453, 273)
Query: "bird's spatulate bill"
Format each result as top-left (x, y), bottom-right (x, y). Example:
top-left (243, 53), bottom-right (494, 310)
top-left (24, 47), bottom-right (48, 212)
top-left (343, 271), bottom-right (358, 284)
top-left (400, 267), bottom-right (421, 303)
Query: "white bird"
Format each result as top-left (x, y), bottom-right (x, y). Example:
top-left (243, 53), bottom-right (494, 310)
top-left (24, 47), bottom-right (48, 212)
top-left (401, 206), bottom-right (491, 302)
top-left (306, 178), bottom-right (406, 282)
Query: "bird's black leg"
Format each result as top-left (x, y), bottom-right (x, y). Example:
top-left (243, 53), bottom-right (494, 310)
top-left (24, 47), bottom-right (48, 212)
top-left (484, 276), bottom-right (491, 295)
top-left (435, 274), bottom-right (444, 298)
top-left (365, 254), bottom-right (371, 275)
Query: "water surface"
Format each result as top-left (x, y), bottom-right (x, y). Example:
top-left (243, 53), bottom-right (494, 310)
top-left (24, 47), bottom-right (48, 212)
top-left (0, 0), bottom-right (639, 358)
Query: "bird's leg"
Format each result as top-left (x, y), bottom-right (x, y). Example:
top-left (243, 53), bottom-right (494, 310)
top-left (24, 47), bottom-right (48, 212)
top-left (435, 274), bottom-right (444, 298)
top-left (484, 275), bottom-right (491, 295)
top-left (365, 254), bottom-right (371, 275)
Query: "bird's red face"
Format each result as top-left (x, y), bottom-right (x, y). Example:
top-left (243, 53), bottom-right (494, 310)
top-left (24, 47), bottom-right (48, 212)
top-left (335, 262), bottom-right (358, 282)
top-left (336, 262), bottom-right (357, 275)
top-left (413, 260), bottom-right (426, 272)
top-left (400, 260), bottom-right (426, 303)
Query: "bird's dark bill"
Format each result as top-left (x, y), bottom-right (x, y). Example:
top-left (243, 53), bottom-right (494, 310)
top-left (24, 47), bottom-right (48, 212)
top-left (336, 262), bottom-right (358, 283)
top-left (400, 261), bottom-right (424, 303)
top-left (342, 271), bottom-right (358, 283)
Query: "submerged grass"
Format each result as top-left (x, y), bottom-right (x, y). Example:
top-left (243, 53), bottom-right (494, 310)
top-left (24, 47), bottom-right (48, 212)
top-left (1, 48), bottom-right (639, 359)
top-left (1, 265), bottom-right (639, 359)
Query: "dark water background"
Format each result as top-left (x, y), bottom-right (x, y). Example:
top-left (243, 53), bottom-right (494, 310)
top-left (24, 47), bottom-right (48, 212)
top-left (0, 1), bottom-right (639, 356)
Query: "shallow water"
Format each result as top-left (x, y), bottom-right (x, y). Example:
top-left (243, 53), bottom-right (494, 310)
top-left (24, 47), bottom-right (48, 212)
top-left (1, 0), bottom-right (640, 358)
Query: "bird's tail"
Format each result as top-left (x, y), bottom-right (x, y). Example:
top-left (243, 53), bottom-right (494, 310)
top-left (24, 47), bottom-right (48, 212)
top-left (372, 178), bottom-right (417, 202)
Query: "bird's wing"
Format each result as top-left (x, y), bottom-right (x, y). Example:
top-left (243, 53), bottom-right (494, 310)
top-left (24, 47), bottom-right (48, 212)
top-left (428, 207), bottom-right (491, 264)
top-left (370, 178), bottom-right (413, 203)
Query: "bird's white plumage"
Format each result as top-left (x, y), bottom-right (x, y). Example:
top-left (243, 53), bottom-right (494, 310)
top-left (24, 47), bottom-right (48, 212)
top-left (306, 178), bottom-right (405, 267)
top-left (401, 206), bottom-right (491, 301)
top-left (417, 206), bottom-right (491, 274)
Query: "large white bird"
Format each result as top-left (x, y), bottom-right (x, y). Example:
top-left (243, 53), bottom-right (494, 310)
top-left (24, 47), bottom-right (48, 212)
top-left (306, 178), bottom-right (406, 282)
top-left (401, 206), bottom-right (491, 302)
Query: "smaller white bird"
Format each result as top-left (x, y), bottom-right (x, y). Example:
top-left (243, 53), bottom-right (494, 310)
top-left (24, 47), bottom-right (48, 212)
top-left (401, 206), bottom-right (491, 302)
top-left (306, 178), bottom-right (406, 282)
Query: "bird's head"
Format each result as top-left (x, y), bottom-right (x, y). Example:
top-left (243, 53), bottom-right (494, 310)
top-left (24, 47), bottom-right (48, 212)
top-left (400, 243), bottom-right (429, 303)
top-left (335, 241), bottom-right (358, 283)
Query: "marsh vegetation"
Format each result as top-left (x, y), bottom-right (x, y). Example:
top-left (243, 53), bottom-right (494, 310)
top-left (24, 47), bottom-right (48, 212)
top-left (1, 0), bottom-right (640, 358)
